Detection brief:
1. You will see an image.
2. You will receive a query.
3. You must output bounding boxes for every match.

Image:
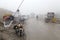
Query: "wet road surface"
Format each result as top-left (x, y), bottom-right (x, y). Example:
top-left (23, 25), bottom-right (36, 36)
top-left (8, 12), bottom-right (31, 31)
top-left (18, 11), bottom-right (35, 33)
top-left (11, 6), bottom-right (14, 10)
top-left (25, 18), bottom-right (60, 40)
top-left (0, 18), bottom-right (60, 40)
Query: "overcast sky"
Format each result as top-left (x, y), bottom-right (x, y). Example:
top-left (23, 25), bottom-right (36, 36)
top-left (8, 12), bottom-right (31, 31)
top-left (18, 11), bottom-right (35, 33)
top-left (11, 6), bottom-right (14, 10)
top-left (0, 0), bottom-right (60, 15)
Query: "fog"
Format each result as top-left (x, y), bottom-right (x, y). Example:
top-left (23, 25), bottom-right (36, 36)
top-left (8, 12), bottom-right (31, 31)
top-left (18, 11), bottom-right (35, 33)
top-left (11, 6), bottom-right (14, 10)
top-left (0, 0), bottom-right (60, 15)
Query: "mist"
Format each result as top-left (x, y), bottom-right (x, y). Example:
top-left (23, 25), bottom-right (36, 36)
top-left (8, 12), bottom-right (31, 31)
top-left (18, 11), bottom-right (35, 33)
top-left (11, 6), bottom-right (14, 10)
top-left (0, 0), bottom-right (60, 15)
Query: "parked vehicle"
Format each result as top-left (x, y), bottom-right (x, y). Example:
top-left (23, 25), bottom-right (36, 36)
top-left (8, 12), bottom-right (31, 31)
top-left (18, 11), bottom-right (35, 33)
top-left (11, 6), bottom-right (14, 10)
top-left (45, 12), bottom-right (55, 23)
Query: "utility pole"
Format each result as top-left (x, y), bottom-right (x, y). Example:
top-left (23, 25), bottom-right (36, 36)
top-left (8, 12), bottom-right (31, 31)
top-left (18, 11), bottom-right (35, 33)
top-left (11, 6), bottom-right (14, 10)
top-left (14, 0), bottom-right (24, 16)
top-left (14, 0), bottom-right (24, 23)
top-left (17, 0), bottom-right (24, 10)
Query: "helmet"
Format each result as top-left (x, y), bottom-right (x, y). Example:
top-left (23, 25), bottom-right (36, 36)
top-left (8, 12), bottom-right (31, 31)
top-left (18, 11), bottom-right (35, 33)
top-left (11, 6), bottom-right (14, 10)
top-left (17, 23), bottom-right (21, 27)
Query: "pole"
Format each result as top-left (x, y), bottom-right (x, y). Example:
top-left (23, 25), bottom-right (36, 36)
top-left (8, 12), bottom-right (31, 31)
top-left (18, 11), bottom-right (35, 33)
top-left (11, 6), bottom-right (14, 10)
top-left (14, 0), bottom-right (24, 16)
top-left (17, 0), bottom-right (24, 10)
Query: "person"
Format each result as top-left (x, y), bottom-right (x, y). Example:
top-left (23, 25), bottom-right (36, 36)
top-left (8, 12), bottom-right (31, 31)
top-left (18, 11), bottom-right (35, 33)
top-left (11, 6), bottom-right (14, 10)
top-left (13, 23), bottom-right (24, 36)
top-left (36, 15), bottom-right (38, 19)
top-left (17, 23), bottom-right (24, 36)
top-left (13, 24), bottom-right (19, 34)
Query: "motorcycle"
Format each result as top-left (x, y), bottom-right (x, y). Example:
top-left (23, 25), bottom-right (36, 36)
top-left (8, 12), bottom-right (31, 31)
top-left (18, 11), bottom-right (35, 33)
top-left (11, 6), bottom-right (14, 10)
top-left (17, 28), bottom-right (24, 37)
top-left (14, 25), bottom-right (24, 37)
